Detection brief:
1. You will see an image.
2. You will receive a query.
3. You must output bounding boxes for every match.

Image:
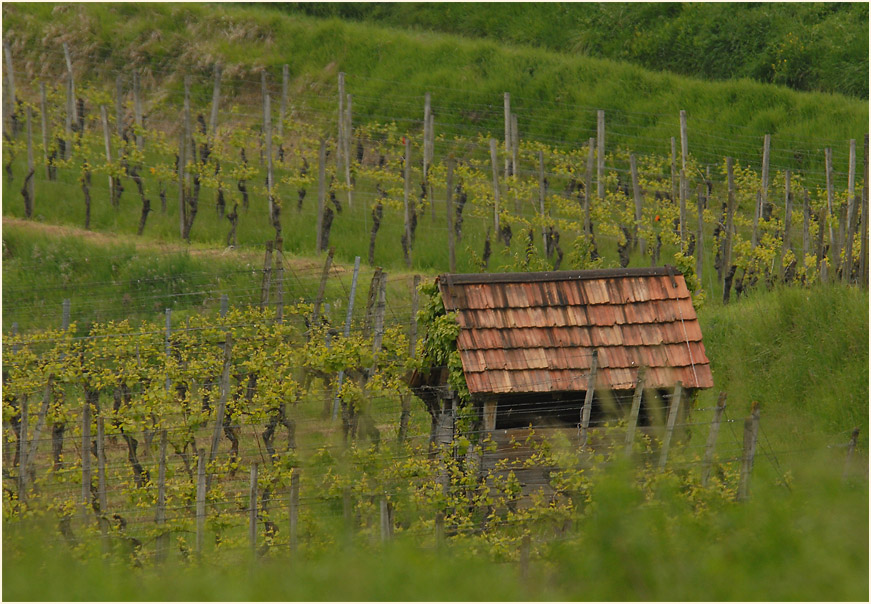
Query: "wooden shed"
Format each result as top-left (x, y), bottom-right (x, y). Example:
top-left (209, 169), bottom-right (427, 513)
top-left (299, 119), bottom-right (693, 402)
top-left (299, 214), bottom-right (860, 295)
top-left (415, 267), bottom-right (713, 443)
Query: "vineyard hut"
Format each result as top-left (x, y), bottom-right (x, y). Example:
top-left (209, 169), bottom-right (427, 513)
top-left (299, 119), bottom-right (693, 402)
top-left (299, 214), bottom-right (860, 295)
top-left (413, 267), bottom-right (713, 444)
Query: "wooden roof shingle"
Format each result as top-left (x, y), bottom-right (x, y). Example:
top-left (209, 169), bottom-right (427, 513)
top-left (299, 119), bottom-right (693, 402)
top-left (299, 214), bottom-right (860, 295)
top-left (438, 267), bottom-right (714, 394)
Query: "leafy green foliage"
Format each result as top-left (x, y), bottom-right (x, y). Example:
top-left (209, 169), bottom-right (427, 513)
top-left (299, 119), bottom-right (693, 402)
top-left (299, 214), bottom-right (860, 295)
top-left (271, 3), bottom-right (869, 97)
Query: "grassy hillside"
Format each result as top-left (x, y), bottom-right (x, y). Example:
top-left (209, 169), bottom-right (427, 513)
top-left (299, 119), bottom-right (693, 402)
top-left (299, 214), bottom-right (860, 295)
top-left (269, 2), bottom-right (870, 97)
top-left (2, 3), bottom-right (867, 175)
top-left (701, 284), bottom-right (869, 440)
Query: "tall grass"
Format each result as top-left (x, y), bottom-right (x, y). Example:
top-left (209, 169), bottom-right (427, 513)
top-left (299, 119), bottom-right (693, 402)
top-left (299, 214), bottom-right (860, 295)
top-left (700, 283), bottom-right (869, 443)
top-left (2, 3), bottom-right (867, 175)
top-left (4, 454), bottom-right (867, 601)
top-left (271, 3), bottom-right (869, 97)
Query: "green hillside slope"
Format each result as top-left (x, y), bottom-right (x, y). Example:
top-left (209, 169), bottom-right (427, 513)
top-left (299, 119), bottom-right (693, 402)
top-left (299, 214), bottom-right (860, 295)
top-left (2, 3), bottom-right (867, 175)
top-left (269, 2), bottom-right (870, 97)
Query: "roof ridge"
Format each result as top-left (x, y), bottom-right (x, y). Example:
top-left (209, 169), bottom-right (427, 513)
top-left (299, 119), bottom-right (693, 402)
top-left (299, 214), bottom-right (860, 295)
top-left (438, 266), bottom-right (677, 285)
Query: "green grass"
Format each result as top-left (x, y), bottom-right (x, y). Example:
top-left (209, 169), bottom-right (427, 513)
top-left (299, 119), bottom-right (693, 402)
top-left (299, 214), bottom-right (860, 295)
top-left (2, 3), bottom-right (867, 175)
top-left (269, 2), bottom-right (869, 98)
top-left (1, 220), bottom-right (429, 335)
top-left (3, 453), bottom-right (867, 601)
top-left (700, 283), bottom-right (869, 441)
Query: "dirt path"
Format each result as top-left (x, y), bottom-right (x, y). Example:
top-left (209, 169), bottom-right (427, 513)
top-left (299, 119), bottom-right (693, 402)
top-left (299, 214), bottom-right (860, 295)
top-left (2, 216), bottom-right (340, 273)
top-left (3, 216), bottom-right (434, 282)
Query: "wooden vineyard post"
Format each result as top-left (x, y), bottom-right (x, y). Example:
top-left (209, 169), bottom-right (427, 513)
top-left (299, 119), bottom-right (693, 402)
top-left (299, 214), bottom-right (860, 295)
top-left (342, 486), bottom-right (353, 538)
top-left (597, 110), bottom-right (605, 201)
top-left (80, 394), bottom-right (91, 522)
top-left (844, 140), bottom-right (858, 283)
top-left (503, 92), bottom-right (511, 180)
top-left (670, 137), bottom-right (677, 202)
top-left (630, 154), bottom-right (645, 255)
top-left (679, 169), bottom-right (687, 248)
top-left (206, 334), bottom-right (232, 491)
top-left (861, 134), bottom-right (869, 286)
top-left (398, 275), bottom-right (421, 444)
top-left (289, 470), bottom-right (300, 553)
top-left (843, 139), bottom-right (857, 282)
top-left (435, 511), bottom-right (445, 548)
top-left (446, 159), bottom-right (456, 272)
top-left (658, 381), bottom-right (683, 469)
top-left (26, 378), bottom-right (53, 485)
top-left (96, 413), bottom-right (107, 515)
top-left (427, 109), bottom-right (435, 221)
top-left (825, 147), bottom-right (837, 269)
top-left (369, 273), bottom-right (388, 374)
top-left (156, 429), bottom-right (168, 563)
top-left (40, 82), bottom-right (50, 179)
top-left (584, 138), bottom-right (594, 237)
top-left (624, 367), bottom-right (647, 456)
top-left (802, 189), bottom-right (811, 270)
top-left (25, 106), bottom-right (34, 211)
top-left (96, 414), bottom-right (109, 551)
top-left (164, 308), bottom-right (172, 391)
top-left (332, 256), bottom-right (361, 421)
top-left (132, 72), bottom-right (143, 151)
top-left (316, 138), bottom-right (326, 252)
top-left (249, 463), bottom-right (258, 556)
top-left (482, 398), bottom-right (498, 436)
top-left (264, 93), bottom-right (274, 220)
top-left (519, 533), bottom-right (531, 584)
top-left (209, 63), bottom-right (222, 141)
top-left (753, 133), bottom-right (771, 249)
top-left (3, 39), bottom-right (15, 136)
top-left (679, 109), bottom-right (688, 173)
top-left (737, 402), bottom-right (760, 501)
top-left (380, 497), bottom-right (393, 542)
top-left (195, 449), bottom-right (206, 558)
top-left (696, 184), bottom-right (704, 282)
top-left (778, 171), bottom-right (792, 282)
top-left (274, 238), bottom-right (284, 323)
top-left (63, 42), bottom-right (76, 124)
top-left (100, 106), bottom-right (114, 203)
top-left (114, 75), bottom-right (124, 139)
top-left (311, 247), bottom-right (334, 329)
top-left (337, 72), bottom-right (345, 174)
top-left (722, 158), bottom-right (736, 291)
top-left (278, 64), bottom-right (288, 142)
top-left (423, 92), bottom-right (432, 182)
top-left (220, 293), bottom-right (229, 318)
top-left (403, 136), bottom-right (412, 268)
top-left (63, 44), bottom-right (75, 159)
top-left (345, 93), bottom-right (353, 208)
top-left (177, 78), bottom-right (188, 238)
top-left (260, 241), bottom-right (274, 310)
top-left (701, 392), bottom-right (727, 487)
top-left (18, 394), bottom-right (28, 503)
top-left (842, 427), bottom-right (860, 483)
top-left (538, 150), bottom-right (547, 252)
top-left (579, 350), bottom-right (599, 447)
top-left (511, 113), bottom-right (519, 181)
top-left (489, 138), bottom-right (501, 234)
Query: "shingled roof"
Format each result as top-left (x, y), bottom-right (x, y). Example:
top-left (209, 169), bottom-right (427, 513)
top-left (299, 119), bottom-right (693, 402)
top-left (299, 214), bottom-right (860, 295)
top-left (437, 267), bottom-right (714, 395)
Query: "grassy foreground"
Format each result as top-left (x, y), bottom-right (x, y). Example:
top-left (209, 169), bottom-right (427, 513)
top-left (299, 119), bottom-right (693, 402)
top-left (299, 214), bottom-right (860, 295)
top-left (3, 454), bottom-right (867, 601)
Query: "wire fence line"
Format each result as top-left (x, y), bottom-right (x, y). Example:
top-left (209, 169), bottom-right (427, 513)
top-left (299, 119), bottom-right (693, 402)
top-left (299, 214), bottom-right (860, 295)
top-left (4, 373), bottom-right (862, 567)
top-left (4, 291), bottom-right (864, 562)
top-left (4, 60), bottom-right (867, 319)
